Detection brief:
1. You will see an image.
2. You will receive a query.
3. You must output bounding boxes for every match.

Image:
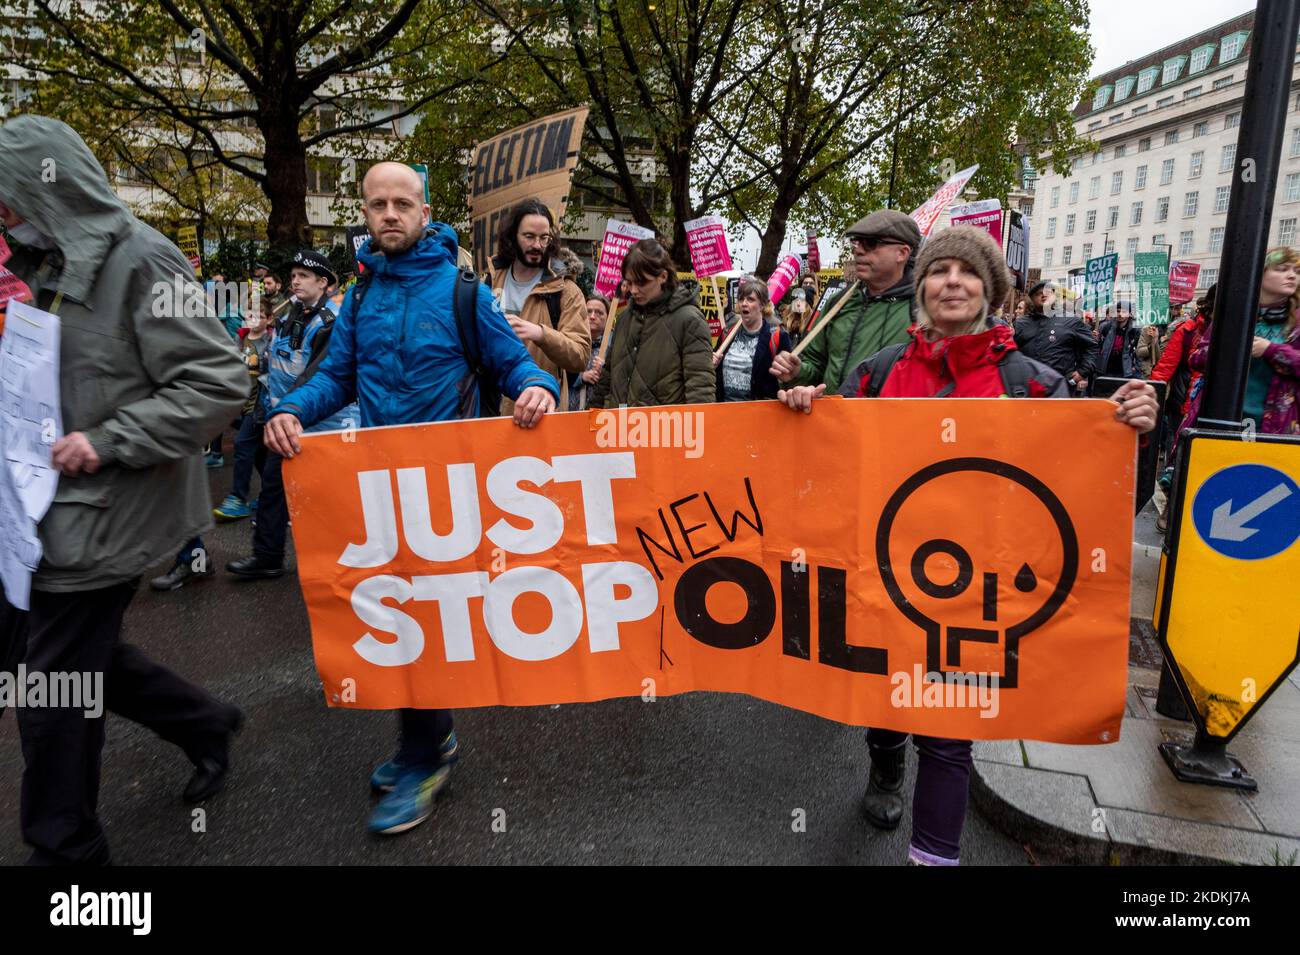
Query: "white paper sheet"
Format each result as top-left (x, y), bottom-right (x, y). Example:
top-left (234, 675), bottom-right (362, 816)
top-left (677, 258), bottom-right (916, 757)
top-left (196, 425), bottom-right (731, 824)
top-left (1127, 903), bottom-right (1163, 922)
top-left (1, 299), bottom-right (62, 522)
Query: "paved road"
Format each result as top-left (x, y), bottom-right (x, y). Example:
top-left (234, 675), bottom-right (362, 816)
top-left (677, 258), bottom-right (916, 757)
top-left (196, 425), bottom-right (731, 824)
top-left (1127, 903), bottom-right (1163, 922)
top-left (0, 458), bottom-right (1035, 866)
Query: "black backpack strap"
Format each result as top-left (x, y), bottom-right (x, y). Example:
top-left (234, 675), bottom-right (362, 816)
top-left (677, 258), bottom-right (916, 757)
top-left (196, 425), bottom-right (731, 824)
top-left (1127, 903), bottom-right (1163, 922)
top-left (542, 290), bottom-right (562, 329)
top-left (852, 341), bottom-right (909, 398)
top-left (291, 302), bottom-right (340, 389)
top-left (996, 351), bottom-right (1034, 397)
top-left (451, 267), bottom-right (502, 418)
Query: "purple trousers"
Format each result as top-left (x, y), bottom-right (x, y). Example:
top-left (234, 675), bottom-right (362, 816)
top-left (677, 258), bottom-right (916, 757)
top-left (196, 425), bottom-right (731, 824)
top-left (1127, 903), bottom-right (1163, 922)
top-left (868, 727), bottom-right (973, 864)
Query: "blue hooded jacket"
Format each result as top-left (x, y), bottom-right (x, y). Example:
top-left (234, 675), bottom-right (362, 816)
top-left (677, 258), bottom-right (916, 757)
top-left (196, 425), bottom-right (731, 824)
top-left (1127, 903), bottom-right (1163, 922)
top-left (275, 223), bottom-right (559, 428)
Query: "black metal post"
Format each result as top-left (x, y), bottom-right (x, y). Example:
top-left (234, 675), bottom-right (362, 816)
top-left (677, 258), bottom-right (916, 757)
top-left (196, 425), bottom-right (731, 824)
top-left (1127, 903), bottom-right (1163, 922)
top-left (886, 67), bottom-right (906, 209)
top-left (1196, 0), bottom-right (1300, 432)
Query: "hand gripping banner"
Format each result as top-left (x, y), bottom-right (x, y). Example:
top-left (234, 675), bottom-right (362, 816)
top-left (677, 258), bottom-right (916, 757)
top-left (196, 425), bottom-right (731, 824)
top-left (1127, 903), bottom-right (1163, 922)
top-left (284, 400), bottom-right (1135, 744)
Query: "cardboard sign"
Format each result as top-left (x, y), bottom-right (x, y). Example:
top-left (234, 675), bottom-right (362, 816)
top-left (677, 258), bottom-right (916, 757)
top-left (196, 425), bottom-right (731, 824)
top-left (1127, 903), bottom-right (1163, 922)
top-left (683, 215), bottom-right (733, 277)
top-left (284, 400), bottom-right (1135, 744)
top-left (469, 107), bottom-right (589, 276)
top-left (177, 225), bottom-right (201, 276)
top-left (1084, 253), bottom-right (1119, 314)
top-left (911, 164), bottom-right (979, 239)
top-left (594, 219), bottom-right (656, 298)
top-left (948, 199), bottom-right (1003, 248)
top-left (1168, 261), bottom-right (1201, 305)
top-left (1006, 211), bottom-right (1029, 291)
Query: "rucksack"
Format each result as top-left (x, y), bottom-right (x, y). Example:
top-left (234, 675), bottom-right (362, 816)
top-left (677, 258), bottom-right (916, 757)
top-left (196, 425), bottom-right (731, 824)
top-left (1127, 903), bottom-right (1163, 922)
top-left (858, 341), bottom-right (1041, 398)
top-left (450, 266), bottom-right (503, 419)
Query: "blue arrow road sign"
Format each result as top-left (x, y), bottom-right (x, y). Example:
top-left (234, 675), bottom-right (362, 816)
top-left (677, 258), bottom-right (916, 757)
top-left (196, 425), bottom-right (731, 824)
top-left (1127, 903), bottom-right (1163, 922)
top-left (1191, 463), bottom-right (1300, 560)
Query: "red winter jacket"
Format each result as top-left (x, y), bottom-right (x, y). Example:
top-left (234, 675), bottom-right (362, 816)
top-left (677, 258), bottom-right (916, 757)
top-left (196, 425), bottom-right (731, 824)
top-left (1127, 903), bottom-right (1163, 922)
top-left (839, 322), bottom-right (1067, 399)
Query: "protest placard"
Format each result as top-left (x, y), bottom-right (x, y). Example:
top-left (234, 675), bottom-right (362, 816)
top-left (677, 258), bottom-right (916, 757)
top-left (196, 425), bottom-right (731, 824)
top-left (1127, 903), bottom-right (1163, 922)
top-left (1134, 252), bottom-right (1171, 326)
top-left (593, 219), bottom-right (655, 298)
top-left (177, 225), bottom-right (202, 276)
top-left (911, 164), bottom-right (979, 239)
top-left (1084, 253), bottom-right (1119, 314)
top-left (948, 199), bottom-right (1003, 248)
top-left (683, 215), bottom-right (733, 277)
top-left (284, 400), bottom-right (1134, 743)
top-left (1168, 261), bottom-right (1201, 305)
top-left (468, 107), bottom-right (588, 276)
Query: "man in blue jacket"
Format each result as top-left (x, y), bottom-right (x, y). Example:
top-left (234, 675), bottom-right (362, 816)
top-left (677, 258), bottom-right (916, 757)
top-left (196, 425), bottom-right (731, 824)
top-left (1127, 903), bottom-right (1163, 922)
top-left (264, 161), bottom-right (558, 835)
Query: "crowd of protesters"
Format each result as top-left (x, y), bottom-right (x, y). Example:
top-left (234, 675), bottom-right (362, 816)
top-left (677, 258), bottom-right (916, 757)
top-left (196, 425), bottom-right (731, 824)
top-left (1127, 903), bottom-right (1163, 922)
top-left (11, 112), bottom-right (1298, 870)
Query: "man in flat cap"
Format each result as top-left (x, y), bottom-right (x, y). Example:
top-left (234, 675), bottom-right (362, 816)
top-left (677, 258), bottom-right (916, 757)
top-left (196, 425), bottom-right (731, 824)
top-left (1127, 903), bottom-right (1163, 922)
top-left (771, 209), bottom-right (919, 393)
top-left (227, 248), bottom-right (358, 579)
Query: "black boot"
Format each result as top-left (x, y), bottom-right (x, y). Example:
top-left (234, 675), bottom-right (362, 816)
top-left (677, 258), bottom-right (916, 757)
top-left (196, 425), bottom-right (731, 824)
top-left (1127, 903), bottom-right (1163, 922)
top-left (862, 741), bottom-right (907, 830)
top-left (226, 554), bottom-right (285, 579)
top-left (184, 706), bottom-right (245, 803)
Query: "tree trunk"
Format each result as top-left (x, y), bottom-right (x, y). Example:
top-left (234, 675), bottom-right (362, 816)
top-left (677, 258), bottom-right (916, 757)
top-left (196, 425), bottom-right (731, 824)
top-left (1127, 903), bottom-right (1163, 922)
top-left (261, 114), bottom-right (311, 248)
top-left (754, 188), bottom-right (798, 279)
top-left (667, 147), bottom-right (693, 271)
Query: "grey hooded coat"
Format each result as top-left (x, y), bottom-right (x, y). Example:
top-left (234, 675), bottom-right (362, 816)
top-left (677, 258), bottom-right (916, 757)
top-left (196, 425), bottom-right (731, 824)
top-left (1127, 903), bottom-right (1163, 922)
top-left (0, 116), bottom-right (247, 591)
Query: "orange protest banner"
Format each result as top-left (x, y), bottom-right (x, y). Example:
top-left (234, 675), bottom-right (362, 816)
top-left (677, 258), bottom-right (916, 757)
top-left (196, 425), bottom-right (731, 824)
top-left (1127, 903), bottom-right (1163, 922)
top-left (283, 400), bottom-right (1135, 744)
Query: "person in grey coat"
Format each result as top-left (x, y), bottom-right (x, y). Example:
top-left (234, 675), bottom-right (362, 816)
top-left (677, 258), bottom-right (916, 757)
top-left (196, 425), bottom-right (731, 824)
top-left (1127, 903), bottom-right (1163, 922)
top-left (0, 116), bottom-right (249, 865)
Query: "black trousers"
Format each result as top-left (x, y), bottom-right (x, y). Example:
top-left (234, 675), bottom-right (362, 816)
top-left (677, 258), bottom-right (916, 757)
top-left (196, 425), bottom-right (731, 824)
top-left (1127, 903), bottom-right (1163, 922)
top-left (0, 582), bottom-right (234, 865)
top-left (397, 708), bottom-right (454, 768)
top-left (252, 451), bottom-right (288, 563)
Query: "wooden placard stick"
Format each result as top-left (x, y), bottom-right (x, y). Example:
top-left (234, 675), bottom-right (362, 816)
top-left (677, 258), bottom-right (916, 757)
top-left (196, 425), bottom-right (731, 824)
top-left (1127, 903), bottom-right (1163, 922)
top-left (791, 280), bottom-right (859, 357)
top-left (713, 309), bottom-right (744, 358)
top-left (598, 297), bottom-right (618, 360)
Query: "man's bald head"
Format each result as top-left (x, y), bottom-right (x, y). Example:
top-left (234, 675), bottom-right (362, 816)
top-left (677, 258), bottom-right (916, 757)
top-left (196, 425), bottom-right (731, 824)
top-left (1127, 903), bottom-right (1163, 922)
top-left (360, 162), bottom-right (430, 255)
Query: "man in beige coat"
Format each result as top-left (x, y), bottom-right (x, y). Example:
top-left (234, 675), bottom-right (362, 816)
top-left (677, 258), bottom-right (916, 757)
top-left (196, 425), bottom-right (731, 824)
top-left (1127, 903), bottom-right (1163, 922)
top-left (487, 199), bottom-right (589, 412)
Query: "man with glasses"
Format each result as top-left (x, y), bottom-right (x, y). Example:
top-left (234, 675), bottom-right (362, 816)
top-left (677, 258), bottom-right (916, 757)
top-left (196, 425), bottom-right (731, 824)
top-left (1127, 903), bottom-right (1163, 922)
top-left (487, 198), bottom-right (590, 412)
top-left (772, 210), bottom-right (919, 393)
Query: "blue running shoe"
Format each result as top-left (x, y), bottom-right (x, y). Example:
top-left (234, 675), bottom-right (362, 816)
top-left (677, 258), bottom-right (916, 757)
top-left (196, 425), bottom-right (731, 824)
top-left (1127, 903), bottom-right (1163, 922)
top-left (367, 763), bottom-right (454, 835)
top-left (370, 731), bottom-right (458, 794)
top-left (213, 494), bottom-right (252, 521)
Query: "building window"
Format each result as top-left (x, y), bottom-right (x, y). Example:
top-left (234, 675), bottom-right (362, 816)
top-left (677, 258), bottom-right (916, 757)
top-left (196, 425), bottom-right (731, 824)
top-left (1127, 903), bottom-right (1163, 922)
top-left (1213, 185), bottom-right (1230, 213)
top-left (1285, 173), bottom-right (1300, 203)
top-left (1156, 196), bottom-right (1170, 222)
top-left (1193, 121), bottom-right (1208, 138)
top-left (1106, 206), bottom-right (1119, 230)
top-left (1157, 96), bottom-right (1175, 108)
top-left (1111, 171), bottom-right (1123, 195)
top-left (1190, 44), bottom-right (1216, 74)
top-left (1065, 213), bottom-right (1076, 236)
top-left (1183, 87), bottom-right (1202, 100)
top-left (1225, 111), bottom-right (1240, 129)
top-left (1184, 191), bottom-right (1199, 217)
top-left (1137, 67), bottom-right (1160, 94)
top-left (1202, 267), bottom-right (1218, 287)
top-left (1088, 120), bottom-right (1103, 132)
top-left (1050, 185), bottom-right (1060, 208)
top-left (1022, 201), bottom-right (1034, 218)
top-left (1179, 231), bottom-right (1195, 255)
top-left (1153, 233), bottom-right (1167, 249)
top-left (1105, 239), bottom-right (1116, 255)
top-left (1291, 129), bottom-right (1300, 158)
top-left (1132, 105), bottom-right (1149, 116)
top-left (1073, 155), bottom-right (1085, 171)
top-left (1115, 76), bottom-right (1136, 101)
top-left (1189, 151), bottom-right (1204, 178)
top-left (1069, 181), bottom-right (1080, 204)
top-left (1093, 150), bottom-right (1103, 165)
top-left (1209, 226), bottom-right (1225, 252)
top-left (1281, 218), bottom-right (1297, 246)
top-left (1114, 144), bottom-right (1127, 159)
top-left (1093, 85), bottom-right (1113, 111)
top-left (1219, 31), bottom-right (1247, 63)
top-left (1044, 248), bottom-right (1054, 268)
top-left (1138, 137), bottom-right (1151, 152)
top-left (1063, 246), bottom-right (1073, 265)
top-left (1131, 202), bottom-right (1144, 226)
top-left (1089, 176), bottom-right (1101, 199)
top-left (1162, 56), bottom-right (1187, 84)
top-left (1085, 209), bottom-right (1097, 232)
top-left (1212, 75), bottom-right (1233, 91)
top-left (1219, 143), bottom-right (1236, 173)
top-left (1082, 242), bottom-right (1093, 260)
top-left (1047, 216), bottom-right (1057, 238)
top-left (1126, 236), bottom-right (1139, 258)
top-left (1109, 113), bottom-right (1124, 125)
top-left (1135, 165), bottom-right (1148, 190)
top-left (1160, 158), bottom-right (1175, 185)
top-left (1165, 129), bottom-right (1179, 145)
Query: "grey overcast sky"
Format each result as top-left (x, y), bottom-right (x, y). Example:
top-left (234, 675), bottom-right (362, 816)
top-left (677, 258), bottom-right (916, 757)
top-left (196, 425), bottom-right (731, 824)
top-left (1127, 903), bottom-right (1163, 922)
top-left (1088, 0), bottom-right (1256, 75)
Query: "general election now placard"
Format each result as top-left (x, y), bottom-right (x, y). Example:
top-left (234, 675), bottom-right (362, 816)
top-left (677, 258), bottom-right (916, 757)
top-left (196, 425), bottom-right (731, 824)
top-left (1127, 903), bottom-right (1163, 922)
top-left (283, 401), bottom-right (1135, 744)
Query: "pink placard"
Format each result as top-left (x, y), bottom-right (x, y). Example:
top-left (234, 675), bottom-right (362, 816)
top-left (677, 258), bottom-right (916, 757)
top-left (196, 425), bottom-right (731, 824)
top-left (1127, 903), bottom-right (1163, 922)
top-left (684, 215), bottom-right (733, 277)
top-left (593, 218), bottom-right (656, 298)
top-left (911, 164), bottom-right (979, 238)
top-left (1168, 261), bottom-right (1201, 305)
top-left (767, 253), bottom-right (802, 305)
top-left (807, 229), bottom-right (820, 272)
top-left (0, 267), bottom-right (33, 311)
top-left (949, 199), bottom-right (1003, 249)
top-left (0, 234), bottom-right (11, 268)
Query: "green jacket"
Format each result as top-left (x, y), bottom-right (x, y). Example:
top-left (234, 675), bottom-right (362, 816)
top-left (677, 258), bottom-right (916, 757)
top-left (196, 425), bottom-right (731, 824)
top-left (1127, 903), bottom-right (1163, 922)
top-left (589, 283), bottom-right (715, 407)
top-left (794, 271), bottom-right (915, 393)
top-left (0, 116), bottom-right (248, 592)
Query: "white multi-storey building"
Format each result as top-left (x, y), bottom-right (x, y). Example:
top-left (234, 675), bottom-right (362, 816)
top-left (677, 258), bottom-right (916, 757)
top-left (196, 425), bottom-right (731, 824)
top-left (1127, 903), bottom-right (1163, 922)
top-left (1029, 10), bottom-right (1299, 299)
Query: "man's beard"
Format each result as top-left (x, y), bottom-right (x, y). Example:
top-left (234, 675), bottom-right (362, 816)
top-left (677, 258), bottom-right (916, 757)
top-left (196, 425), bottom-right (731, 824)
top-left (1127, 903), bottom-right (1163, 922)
top-left (521, 247), bottom-right (543, 266)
